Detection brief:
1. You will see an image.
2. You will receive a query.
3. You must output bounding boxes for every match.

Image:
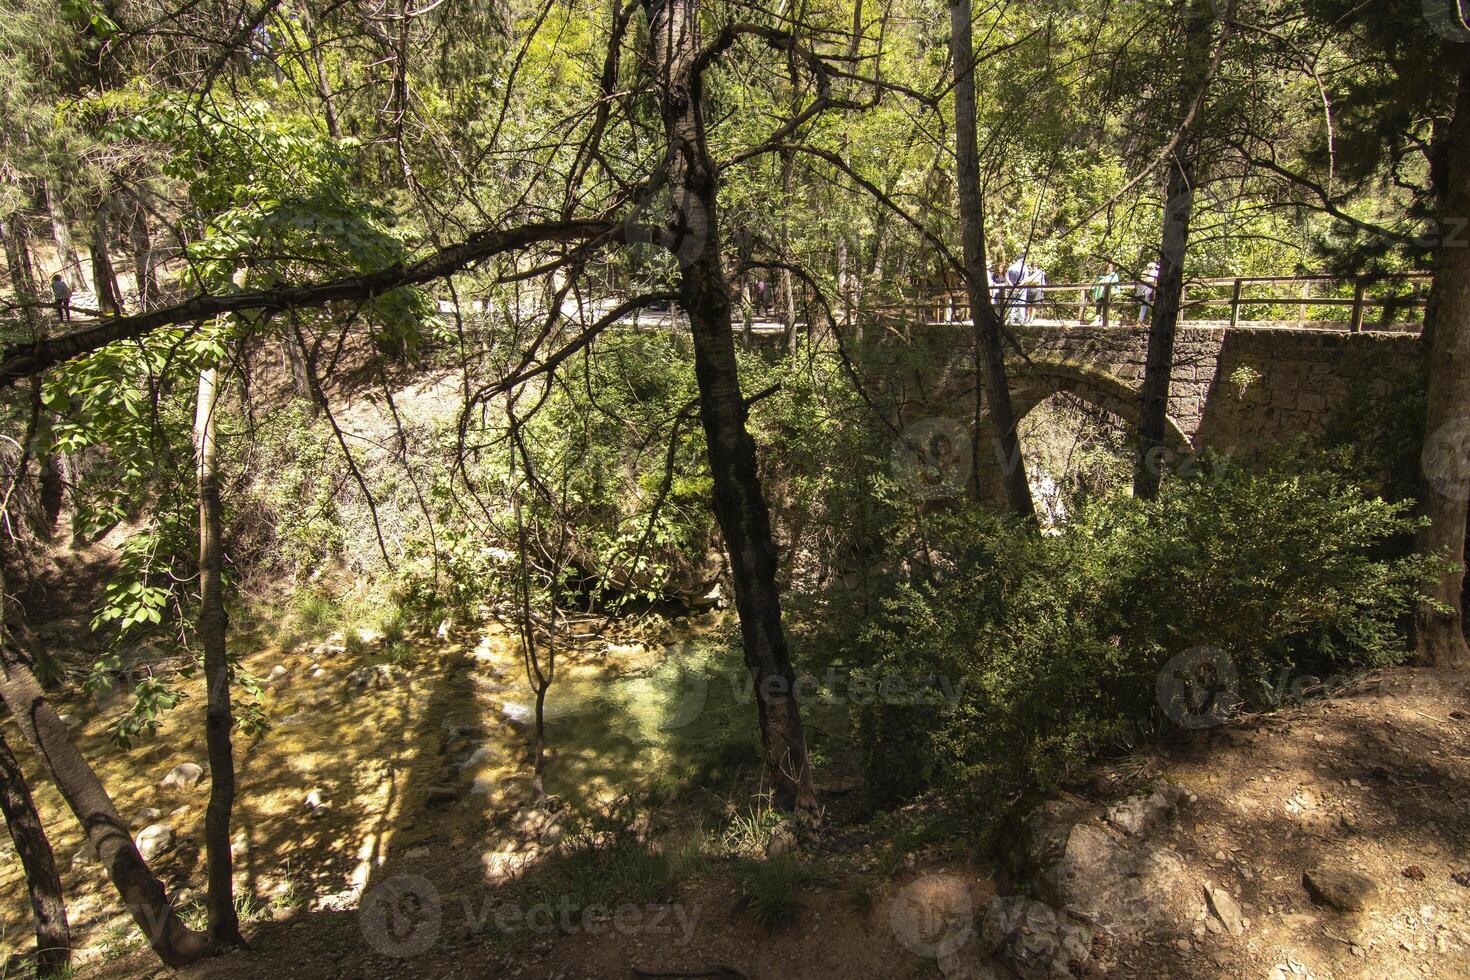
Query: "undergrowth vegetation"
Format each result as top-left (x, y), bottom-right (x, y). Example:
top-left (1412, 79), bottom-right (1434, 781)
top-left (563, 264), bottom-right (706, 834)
top-left (850, 451), bottom-right (1428, 817)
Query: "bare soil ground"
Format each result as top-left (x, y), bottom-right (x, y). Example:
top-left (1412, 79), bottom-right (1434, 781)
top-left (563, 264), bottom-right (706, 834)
top-left (1097, 668), bottom-right (1470, 980)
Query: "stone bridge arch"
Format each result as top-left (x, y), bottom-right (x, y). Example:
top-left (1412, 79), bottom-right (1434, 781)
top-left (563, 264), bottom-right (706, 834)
top-left (1003, 357), bottom-right (1191, 450)
top-left (899, 321), bottom-right (1422, 500)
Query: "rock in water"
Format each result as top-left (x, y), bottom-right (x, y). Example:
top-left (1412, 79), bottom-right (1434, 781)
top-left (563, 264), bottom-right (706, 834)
top-left (425, 785), bottom-right (459, 806)
top-left (1304, 867), bottom-right (1380, 912)
top-left (133, 806), bottom-right (162, 825)
top-left (161, 763), bottom-right (205, 791)
top-left (135, 823), bottom-right (176, 862)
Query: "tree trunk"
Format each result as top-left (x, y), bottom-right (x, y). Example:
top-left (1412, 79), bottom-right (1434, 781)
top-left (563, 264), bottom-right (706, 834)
top-left (0, 727), bottom-right (71, 978)
top-left (44, 183), bottom-right (86, 292)
top-left (1416, 60), bottom-right (1470, 667)
top-left (126, 198), bottom-right (160, 312)
top-left (3, 217), bottom-right (46, 337)
top-left (1, 221), bottom-right (63, 534)
top-left (950, 0), bottom-right (1036, 521)
top-left (0, 641), bottom-right (212, 966)
top-left (1133, 150), bottom-right (1195, 499)
top-left (779, 148), bottom-right (798, 352)
top-left (194, 367), bottom-right (245, 944)
top-left (640, 0), bottom-right (817, 816)
top-left (90, 210), bottom-right (125, 317)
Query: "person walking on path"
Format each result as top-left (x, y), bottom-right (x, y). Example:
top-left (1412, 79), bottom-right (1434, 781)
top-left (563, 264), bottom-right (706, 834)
top-left (50, 273), bottom-right (72, 323)
top-left (1091, 262), bottom-right (1120, 323)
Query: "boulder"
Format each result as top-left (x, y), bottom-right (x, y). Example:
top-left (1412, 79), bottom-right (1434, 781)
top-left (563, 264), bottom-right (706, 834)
top-left (1027, 813), bottom-right (1191, 936)
top-left (161, 763), bottom-right (204, 791)
top-left (1303, 866), bottom-right (1380, 912)
top-left (135, 823), bottom-right (176, 862)
top-left (1105, 783), bottom-right (1185, 837)
top-left (133, 806), bottom-right (162, 825)
top-left (980, 895), bottom-right (1093, 979)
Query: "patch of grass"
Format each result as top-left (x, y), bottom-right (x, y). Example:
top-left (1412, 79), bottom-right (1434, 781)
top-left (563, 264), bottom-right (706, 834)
top-left (511, 822), bottom-right (675, 930)
top-left (720, 797), bottom-right (785, 858)
top-left (733, 855), bottom-right (812, 928)
top-left (275, 588), bottom-right (341, 649)
top-left (96, 920), bottom-right (142, 963)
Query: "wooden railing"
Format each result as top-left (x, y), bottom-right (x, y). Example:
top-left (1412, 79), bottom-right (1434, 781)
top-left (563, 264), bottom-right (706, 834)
top-left (919, 272), bottom-right (1431, 333)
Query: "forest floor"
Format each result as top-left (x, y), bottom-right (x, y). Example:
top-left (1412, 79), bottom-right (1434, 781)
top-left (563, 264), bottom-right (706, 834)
top-left (3, 582), bottom-right (1470, 978)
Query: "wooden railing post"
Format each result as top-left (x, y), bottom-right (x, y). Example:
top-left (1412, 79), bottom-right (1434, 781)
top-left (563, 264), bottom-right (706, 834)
top-left (1229, 278), bottom-right (1242, 327)
top-left (1350, 276), bottom-right (1366, 333)
top-left (1102, 283), bottom-right (1111, 329)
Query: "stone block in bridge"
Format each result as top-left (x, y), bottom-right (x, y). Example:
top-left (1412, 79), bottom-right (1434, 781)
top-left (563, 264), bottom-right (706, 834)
top-left (897, 321), bottom-right (1423, 457)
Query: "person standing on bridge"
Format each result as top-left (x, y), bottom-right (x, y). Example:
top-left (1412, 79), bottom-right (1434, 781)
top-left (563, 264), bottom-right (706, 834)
top-left (50, 273), bottom-right (72, 323)
top-left (1137, 261), bottom-right (1159, 325)
top-left (1005, 256), bottom-right (1031, 323)
top-left (1091, 262), bottom-right (1120, 324)
top-left (752, 276), bottom-right (770, 318)
top-left (1024, 263), bottom-right (1048, 321)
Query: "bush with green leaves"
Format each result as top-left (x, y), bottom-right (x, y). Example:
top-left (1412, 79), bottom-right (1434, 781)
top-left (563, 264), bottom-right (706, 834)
top-left (855, 451), bottom-right (1428, 816)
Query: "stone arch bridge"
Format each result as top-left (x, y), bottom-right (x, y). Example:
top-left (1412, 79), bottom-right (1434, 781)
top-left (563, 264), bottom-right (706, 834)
top-left (895, 321), bottom-right (1423, 472)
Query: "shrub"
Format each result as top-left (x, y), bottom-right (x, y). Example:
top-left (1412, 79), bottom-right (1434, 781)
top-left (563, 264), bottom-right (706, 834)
top-left (856, 452), bottom-right (1428, 818)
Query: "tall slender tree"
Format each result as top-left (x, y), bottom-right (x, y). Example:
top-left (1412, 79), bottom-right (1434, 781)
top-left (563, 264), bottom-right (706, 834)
top-left (1416, 54), bottom-right (1470, 667)
top-left (640, 0), bottom-right (817, 814)
top-left (193, 362), bottom-right (245, 943)
top-left (0, 727), bottom-right (71, 978)
top-left (1134, 0), bottom-right (1232, 500)
top-left (950, 0), bottom-right (1036, 521)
